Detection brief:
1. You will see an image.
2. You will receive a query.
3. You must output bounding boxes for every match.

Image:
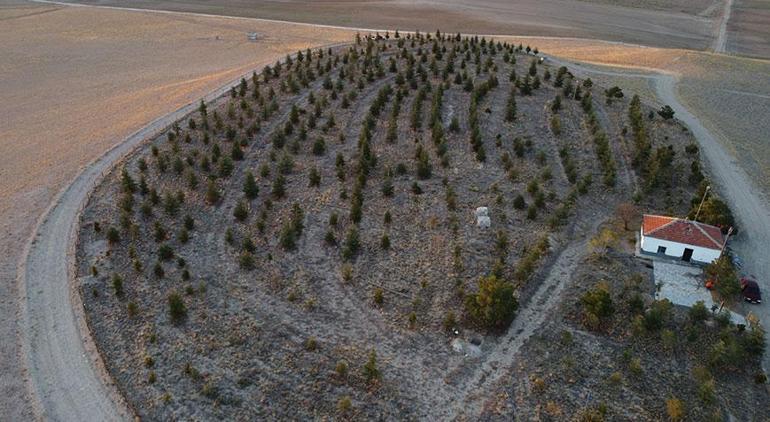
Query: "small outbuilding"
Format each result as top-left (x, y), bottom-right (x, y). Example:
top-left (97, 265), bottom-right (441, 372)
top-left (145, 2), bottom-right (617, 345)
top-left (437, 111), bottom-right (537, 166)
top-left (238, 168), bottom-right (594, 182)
top-left (640, 214), bottom-right (725, 264)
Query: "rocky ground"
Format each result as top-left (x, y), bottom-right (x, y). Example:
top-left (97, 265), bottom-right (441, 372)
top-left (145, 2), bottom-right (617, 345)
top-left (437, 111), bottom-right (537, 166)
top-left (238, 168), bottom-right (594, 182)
top-left (76, 34), bottom-right (766, 419)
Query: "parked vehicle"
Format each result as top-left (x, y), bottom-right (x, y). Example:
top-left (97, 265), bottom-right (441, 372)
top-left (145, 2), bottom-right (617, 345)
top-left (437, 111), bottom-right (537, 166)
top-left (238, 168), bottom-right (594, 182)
top-left (740, 277), bottom-right (762, 304)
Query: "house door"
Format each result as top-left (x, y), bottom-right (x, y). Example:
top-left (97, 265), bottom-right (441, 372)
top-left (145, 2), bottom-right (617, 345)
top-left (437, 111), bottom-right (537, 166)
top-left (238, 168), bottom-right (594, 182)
top-left (682, 248), bottom-right (694, 262)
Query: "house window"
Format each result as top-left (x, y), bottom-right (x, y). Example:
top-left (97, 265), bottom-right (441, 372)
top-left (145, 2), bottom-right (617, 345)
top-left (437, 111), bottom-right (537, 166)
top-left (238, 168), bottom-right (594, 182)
top-left (657, 246), bottom-right (667, 255)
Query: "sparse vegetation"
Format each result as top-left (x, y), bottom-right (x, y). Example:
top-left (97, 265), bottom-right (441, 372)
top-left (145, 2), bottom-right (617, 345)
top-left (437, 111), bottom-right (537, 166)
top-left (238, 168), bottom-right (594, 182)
top-left (75, 35), bottom-right (766, 421)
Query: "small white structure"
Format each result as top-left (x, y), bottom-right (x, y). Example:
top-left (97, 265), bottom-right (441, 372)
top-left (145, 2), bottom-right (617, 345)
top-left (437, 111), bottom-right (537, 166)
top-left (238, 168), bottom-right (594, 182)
top-left (475, 207), bottom-right (490, 228)
top-left (640, 214), bottom-right (725, 264)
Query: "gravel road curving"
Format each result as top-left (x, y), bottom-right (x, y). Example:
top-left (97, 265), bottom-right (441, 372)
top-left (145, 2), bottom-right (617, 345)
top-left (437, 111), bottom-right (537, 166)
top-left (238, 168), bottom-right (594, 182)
top-left (16, 54), bottom-right (342, 420)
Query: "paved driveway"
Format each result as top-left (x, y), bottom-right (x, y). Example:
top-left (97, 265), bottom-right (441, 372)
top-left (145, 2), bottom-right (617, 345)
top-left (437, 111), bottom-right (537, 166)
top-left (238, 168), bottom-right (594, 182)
top-left (653, 260), bottom-right (745, 325)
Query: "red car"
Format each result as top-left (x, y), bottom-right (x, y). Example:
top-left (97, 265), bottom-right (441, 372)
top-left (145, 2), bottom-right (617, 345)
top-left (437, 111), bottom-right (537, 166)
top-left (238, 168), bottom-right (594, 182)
top-left (741, 277), bottom-right (762, 304)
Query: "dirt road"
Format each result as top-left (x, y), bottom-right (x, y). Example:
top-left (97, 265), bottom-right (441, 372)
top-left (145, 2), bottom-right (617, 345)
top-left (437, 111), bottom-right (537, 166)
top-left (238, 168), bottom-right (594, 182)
top-left (653, 74), bottom-right (770, 370)
top-left (712, 0), bottom-right (733, 53)
top-left (16, 42), bottom-right (352, 420)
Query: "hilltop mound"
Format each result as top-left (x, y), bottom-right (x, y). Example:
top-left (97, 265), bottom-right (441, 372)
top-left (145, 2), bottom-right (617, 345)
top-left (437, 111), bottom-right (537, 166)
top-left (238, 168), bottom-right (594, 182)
top-left (76, 33), bottom-right (767, 419)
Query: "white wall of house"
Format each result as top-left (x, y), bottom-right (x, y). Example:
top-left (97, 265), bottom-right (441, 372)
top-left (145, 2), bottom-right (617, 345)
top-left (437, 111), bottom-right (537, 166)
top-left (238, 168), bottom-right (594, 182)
top-left (640, 230), bottom-right (722, 263)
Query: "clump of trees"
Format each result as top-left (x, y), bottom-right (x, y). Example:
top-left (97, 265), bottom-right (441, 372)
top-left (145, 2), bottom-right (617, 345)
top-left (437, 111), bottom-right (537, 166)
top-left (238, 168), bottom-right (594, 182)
top-left (514, 236), bottom-right (550, 281)
top-left (688, 183), bottom-right (735, 232)
top-left (581, 282), bottom-right (614, 330)
top-left (704, 256), bottom-right (740, 300)
top-left (465, 275), bottom-right (518, 330)
top-left (581, 92), bottom-right (616, 186)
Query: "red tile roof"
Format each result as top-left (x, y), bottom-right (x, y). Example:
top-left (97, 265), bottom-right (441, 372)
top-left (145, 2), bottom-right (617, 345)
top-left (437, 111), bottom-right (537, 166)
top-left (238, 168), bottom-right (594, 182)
top-left (642, 214), bottom-right (725, 250)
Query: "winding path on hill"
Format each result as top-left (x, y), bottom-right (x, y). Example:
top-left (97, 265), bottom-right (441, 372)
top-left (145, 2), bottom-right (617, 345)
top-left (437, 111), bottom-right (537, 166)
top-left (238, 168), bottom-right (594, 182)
top-left (15, 4), bottom-right (770, 421)
top-left (713, 0), bottom-right (734, 53)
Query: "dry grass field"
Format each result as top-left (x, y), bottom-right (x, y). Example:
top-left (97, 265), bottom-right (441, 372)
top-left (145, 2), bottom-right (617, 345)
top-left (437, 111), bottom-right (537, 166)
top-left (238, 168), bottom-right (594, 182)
top-left (69, 0), bottom-right (717, 50)
top-left (0, 2), bottom-right (355, 418)
top-left (727, 0), bottom-right (770, 58)
top-left (573, 0), bottom-right (721, 15)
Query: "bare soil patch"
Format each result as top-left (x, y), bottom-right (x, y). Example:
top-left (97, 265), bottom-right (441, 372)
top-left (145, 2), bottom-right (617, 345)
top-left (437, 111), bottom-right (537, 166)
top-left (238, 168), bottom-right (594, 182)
top-left (66, 0), bottom-right (716, 50)
top-left (572, 0), bottom-right (721, 16)
top-left (726, 0), bottom-right (770, 58)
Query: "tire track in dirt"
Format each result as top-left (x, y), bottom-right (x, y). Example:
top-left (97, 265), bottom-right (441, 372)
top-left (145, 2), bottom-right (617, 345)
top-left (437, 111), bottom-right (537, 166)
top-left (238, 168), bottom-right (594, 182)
top-left (442, 222), bottom-right (600, 420)
top-left (713, 0), bottom-right (733, 53)
top-left (441, 78), bottom-right (634, 419)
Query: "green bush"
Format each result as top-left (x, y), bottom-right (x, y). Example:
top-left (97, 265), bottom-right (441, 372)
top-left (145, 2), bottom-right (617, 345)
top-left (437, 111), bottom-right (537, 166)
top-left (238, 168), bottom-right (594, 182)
top-left (106, 227), bottom-right (120, 244)
top-left (312, 138), bottom-right (326, 155)
top-left (243, 171), bottom-right (259, 199)
top-left (581, 283), bottom-right (614, 324)
top-left (380, 234), bottom-right (390, 250)
top-left (362, 349), bottom-right (381, 384)
top-left (373, 288), bottom-right (384, 305)
top-left (233, 200), bottom-right (248, 222)
top-left (205, 181), bottom-right (220, 205)
top-left (272, 175), bottom-right (286, 199)
top-left (308, 168), bottom-right (321, 187)
top-left (465, 275), bottom-right (518, 330)
top-left (158, 244), bottom-right (174, 261)
top-left (643, 300), bottom-right (671, 331)
top-left (239, 251), bottom-right (255, 270)
top-left (689, 300), bottom-right (710, 323)
top-left (168, 291), bottom-right (187, 323)
top-left (705, 256), bottom-right (740, 301)
top-left (279, 203), bottom-right (305, 250)
top-left (112, 274), bottom-right (124, 298)
top-left (342, 228), bottom-right (360, 260)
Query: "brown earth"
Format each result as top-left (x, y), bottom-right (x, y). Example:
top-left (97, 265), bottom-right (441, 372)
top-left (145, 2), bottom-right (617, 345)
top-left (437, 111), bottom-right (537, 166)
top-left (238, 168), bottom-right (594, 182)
top-left (574, 0), bottom-right (721, 15)
top-left (726, 0), bottom-right (770, 58)
top-left (0, 2), bottom-right (355, 418)
top-left (65, 0), bottom-right (717, 51)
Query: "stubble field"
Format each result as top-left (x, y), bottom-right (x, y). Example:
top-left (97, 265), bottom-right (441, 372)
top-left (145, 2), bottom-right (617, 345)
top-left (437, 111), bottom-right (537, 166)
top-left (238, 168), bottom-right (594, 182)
top-left (68, 0), bottom-right (717, 51)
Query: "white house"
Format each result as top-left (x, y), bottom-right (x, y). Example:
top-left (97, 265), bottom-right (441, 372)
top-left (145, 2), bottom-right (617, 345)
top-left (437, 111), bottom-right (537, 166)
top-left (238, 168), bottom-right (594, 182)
top-left (640, 214), bottom-right (726, 264)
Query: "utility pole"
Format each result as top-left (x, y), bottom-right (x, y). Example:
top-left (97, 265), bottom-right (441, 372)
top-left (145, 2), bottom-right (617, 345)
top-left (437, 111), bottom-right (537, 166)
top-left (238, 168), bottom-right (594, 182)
top-left (694, 185), bottom-right (711, 221)
top-left (719, 226), bottom-right (734, 258)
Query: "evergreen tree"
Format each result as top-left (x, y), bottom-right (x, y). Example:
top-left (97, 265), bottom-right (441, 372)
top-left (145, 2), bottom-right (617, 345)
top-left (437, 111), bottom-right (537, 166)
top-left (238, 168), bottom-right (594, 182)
top-left (243, 170), bottom-right (259, 199)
